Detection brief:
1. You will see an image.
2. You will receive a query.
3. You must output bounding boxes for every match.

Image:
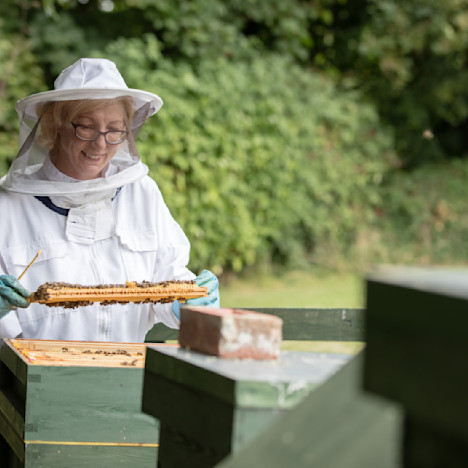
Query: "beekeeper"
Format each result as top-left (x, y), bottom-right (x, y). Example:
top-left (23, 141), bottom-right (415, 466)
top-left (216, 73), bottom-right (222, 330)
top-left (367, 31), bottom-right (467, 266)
top-left (0, 58), bottom-right (220, 342)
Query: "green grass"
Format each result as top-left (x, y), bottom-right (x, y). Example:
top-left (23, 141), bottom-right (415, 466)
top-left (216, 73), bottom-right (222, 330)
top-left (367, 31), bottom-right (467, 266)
top-left (220, 269), bottom-right (366, 354)
top-left (220, 269), bottom-right (364, 309)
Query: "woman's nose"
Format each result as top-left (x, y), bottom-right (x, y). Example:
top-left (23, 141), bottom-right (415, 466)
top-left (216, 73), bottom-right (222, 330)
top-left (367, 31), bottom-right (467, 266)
top-left (92, 133), bottom-right (108, 150)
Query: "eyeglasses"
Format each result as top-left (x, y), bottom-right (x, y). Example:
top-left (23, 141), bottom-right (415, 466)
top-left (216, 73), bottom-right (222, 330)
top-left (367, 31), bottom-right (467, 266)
top-left (71, 122), bottom-right (128, 145)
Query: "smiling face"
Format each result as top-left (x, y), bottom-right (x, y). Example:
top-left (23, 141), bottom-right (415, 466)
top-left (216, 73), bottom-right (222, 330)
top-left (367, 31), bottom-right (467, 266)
top-left (52, 102), bottom-right (127, 180)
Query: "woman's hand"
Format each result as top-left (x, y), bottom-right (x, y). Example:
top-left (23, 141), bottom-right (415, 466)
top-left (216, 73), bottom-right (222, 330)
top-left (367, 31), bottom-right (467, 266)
top-left (172, 270), bottom-right (220, 319)
top-left (0, 275), bottom-right (31, 319)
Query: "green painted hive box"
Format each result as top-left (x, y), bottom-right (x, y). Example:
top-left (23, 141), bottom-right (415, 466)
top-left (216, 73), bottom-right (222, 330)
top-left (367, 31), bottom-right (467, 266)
top-left (364, 267), bottom-right (468, 436)
top-left (0, 338), bottom-right (161, 468)
top-left (364, 267), bottom-right (468, 464)
top-left (142, 345), bottom-right (353, 468)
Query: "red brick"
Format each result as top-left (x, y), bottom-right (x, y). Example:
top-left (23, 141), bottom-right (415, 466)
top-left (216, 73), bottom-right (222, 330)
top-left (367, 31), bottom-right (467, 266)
top-left (179, 306), bottom-right (283, 360)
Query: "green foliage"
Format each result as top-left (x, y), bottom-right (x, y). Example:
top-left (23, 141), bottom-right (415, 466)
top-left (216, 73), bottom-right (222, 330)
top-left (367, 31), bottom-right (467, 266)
top-left (1, 0), bottom-right (468, 275)
top-left (359, 1), bottom-right (468, 163)
top-left (28, 0), bottom-right (319, 68)
top-left (29, 12), bottom-right (89, 78)
top-left (101, 38), bottom-right (395, 273)
top-left (121, 0), bottom-right (315, 63)
top-left (315, 0), bottom-right (468, 166)
top-left (356, 158), bottom-right (468, 268)
top-left (0, 11), bottom-right (44, 173)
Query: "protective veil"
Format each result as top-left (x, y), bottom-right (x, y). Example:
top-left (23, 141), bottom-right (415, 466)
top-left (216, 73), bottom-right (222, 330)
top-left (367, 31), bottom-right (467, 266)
top-left (0, 58), bottom-right (164, 244)
top-left (1, 58), bottom-right (162, 203)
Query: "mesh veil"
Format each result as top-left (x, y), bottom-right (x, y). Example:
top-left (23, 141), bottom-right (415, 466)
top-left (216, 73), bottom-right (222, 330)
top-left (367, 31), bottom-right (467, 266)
top-left (1, 98), bottom-right (155, 204)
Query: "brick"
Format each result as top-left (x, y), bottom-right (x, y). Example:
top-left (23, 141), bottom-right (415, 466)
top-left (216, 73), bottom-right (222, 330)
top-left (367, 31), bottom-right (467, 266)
top-left (179, 306), bottom-right (283, 359)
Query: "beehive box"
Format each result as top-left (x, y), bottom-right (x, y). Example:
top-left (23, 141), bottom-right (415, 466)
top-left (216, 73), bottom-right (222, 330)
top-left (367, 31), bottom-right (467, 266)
top-left (0, 338), bottom-right (161, 467)
top-left (217, 353), bottom-right (403, 468)
top-left (364, 266), bottom-right (468, 465)
top-left (142, 345), bottom-right (353, 467)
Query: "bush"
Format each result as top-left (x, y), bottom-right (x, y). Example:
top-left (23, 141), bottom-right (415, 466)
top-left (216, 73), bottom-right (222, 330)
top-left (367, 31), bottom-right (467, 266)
top-left (7, 1), bottom-right (468, 274)
top-left (102, 38), bottom-right (396, 273)
top-left (328, 0), bottom-right (468, 166)
top-left (0, 14), bottom-right (45, 173)
top-left (363, 159), bottom-right (468, 267)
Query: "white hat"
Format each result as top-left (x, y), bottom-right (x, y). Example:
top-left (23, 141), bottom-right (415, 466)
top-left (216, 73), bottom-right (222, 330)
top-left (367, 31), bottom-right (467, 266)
top-left (16, 58), bottom-right (163, 121)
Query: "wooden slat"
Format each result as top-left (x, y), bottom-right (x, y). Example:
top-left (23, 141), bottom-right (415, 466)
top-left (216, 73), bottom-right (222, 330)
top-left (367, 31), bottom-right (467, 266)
top-left (247, 308), bottom-right (364, 341)
top-left (9, 339), bottom-right (148, 353)
top-left (0, 438), bottom-right (157, 468)
top-left (144, 308), bottom-right (365, 343)
top-left (0, 406), bottom-right (24, 462)
top-left (0, 358), bottom-right (26, 429)
top-left (0, 389), bottom-right (25, 446)
top-left (1, 344), bottom-right (28, 386)
top-left (22, 443), bottom-right (157, 467)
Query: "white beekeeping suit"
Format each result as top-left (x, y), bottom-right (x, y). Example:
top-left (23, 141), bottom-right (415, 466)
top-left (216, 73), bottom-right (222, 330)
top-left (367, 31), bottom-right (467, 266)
top-left (0, 58), bottom-right (195, 341)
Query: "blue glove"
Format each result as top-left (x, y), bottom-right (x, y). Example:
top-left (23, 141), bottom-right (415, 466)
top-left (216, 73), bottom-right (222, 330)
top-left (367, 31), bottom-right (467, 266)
top-left (0, 275), bottom-right (31, 319)
top-left (172, 270), bottom-right (220, 320)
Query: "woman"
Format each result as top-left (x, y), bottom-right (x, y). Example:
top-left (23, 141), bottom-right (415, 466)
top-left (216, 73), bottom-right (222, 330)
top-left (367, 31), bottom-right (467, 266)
top-left (0, 58), bottom-right (219, 342)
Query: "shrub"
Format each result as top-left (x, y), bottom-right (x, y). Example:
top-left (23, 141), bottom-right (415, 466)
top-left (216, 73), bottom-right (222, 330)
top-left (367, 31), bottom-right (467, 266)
top-left (365, 159), bottom-right (468, 267)
top-left (103, 38), bottom-right (396, 273)
top-left (0, 15), bottom-right (44, 173)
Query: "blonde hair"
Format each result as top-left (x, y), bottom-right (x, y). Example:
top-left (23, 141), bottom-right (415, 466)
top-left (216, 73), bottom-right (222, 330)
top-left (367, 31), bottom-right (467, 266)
top-left (37, 97), bottom-right (134, 150)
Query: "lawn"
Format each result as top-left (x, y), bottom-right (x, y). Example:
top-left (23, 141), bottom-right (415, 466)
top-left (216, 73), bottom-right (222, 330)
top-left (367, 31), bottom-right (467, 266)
top-left (220, 269), bottom-right (365, 309)
top-left (220, 269), bottom-right (366, 354)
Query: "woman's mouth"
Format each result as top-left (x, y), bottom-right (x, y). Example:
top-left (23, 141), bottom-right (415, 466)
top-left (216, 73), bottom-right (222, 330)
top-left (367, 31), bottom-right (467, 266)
top-left (82, 151), bottom-right (105, 161)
